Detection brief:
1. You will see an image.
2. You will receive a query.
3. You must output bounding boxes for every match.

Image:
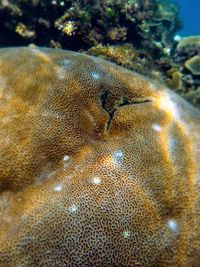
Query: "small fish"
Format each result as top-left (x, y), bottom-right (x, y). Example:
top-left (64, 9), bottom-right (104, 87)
top-left (0, 47), bottom-right (200, 267)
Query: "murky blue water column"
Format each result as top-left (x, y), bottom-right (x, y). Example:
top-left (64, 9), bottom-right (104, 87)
top-left (174, 0), bottom-right (200, 36)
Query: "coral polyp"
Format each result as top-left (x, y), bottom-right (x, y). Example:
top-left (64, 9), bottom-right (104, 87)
top-left (0, 47), bottom-right (200, 267)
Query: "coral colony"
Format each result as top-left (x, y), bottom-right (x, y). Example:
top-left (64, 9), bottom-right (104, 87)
top-left (0, 47), bottom-right (200, 266)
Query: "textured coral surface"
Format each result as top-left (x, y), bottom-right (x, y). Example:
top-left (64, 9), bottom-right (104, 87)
top-left (0, 47), bottom-right (200, 267)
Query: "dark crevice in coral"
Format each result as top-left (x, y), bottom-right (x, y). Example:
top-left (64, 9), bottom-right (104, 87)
top-left (100, 90), bottom-right (109, 112)
top-left (99, 90), bottom-right (151, 130)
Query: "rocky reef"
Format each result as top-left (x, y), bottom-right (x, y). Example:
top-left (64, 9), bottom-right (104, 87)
top-left (0, 0), bottom-right (179, 51)
top-left (0, 47), bottom-right (200, 267)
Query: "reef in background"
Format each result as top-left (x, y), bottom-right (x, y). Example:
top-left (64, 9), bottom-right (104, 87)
top-left (0, 0), bottom-right (199, 108)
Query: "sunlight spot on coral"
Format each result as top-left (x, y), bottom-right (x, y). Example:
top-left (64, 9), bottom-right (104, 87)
top-left (30, 48), bottom-right (51, 62)
top-left (159, 93), bottom-right (178, 117)
top-left (113, 149), bottom-right (124, 167)
top-left (167, 219), bottom-right (178, 233)
top-left (91, 71), bottom-right (100, 80)
top-left (152, 123), bottom-right (162, 132)
top-left (158, 92), bottom-right (189, 133)
top-left (167, 135), bottom-right (178, 162)
top-left (38, 170), bottom-right (56, 182)
top-left (68, 204), bottom-right (78, 213)
top-left (92, 176), bottom-right (101, 185)
top-left (54, 183), bottom-right (63, 192)
top-left (149, 82), bottom-right (158, 91)
top-left (123, 230), bottom-right (131, 239)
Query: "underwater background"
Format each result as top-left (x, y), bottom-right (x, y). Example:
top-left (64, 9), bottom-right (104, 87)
top-left (175, 0), bottom-right (200, 36)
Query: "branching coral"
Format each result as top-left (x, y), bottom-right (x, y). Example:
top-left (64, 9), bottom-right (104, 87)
top-left (0, 47), bottom-right (200, 267)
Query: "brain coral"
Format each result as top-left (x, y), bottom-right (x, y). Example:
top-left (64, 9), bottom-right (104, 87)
top-left (0, 47), bottom-right (200, 267)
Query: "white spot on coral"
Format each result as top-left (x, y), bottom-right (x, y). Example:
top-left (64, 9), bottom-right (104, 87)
top-left (63, 155), bottom-right (70, 169)
top-left (91, 71), bottom-right (100, 80)
top-left (56, 59), bottom-right (74, 80)
top-left (68, 204), bottom-right (78, 213)
top-left (167, 219), bottom-right (178, 233)
top-left (113, 149), bottom-right (124, 167)
top-left (92, 176), bottom-right (101, 185)
top-left (56, 66), bottom-right (67, 80)
top-left (63, 155), bottom-right (70, 162)
top-left (152, 123), bottom-right (162, 132)
top-left (54, 183), bottom-right (63, 192)
top-left (123, 230), bottom-right (131, 239)
top-left (168, 135), bottom-right (176, 149)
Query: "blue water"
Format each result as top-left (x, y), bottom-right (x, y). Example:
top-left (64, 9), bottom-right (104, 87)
top-left (174, 0), bottom-right (200, 36)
